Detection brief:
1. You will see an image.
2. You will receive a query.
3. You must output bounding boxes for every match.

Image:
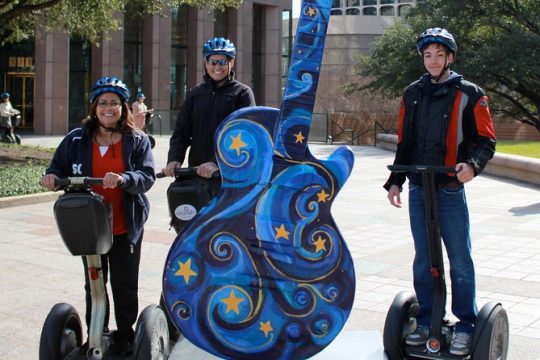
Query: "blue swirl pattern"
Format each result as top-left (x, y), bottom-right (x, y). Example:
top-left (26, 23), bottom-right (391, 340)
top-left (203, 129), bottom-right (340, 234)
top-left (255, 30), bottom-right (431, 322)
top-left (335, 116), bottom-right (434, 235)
top-left (162, 0), bottom-right (356, 358)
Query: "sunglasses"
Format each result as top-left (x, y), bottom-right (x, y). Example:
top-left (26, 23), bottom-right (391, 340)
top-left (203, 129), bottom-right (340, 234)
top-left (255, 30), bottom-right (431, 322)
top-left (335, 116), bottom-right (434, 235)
top-left (206, 58), bottom-right (229, 66)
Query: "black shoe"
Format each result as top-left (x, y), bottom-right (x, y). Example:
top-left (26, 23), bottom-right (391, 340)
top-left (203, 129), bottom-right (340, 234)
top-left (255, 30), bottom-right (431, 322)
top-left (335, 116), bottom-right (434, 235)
top-left (111, 329), bottom-right (134, 357)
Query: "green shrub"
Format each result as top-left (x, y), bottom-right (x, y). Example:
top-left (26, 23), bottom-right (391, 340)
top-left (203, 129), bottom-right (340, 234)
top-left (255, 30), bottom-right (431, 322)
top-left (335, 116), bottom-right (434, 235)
top-left (0, 161), bottom-right (49, 197)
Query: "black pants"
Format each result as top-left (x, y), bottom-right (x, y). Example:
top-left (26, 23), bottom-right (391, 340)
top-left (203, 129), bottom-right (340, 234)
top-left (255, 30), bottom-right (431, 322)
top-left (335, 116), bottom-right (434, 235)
top-left (83, 232), bottom-right (142, 341)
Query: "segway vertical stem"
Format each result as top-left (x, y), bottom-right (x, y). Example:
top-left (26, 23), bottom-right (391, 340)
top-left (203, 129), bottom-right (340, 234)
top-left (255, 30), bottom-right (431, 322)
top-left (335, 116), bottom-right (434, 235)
top-left (422, 168), bottom-right (447, 353)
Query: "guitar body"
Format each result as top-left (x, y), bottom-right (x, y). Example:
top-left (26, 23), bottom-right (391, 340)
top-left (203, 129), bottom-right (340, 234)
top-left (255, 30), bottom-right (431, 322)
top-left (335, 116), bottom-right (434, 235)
top-left (163, 1), bottom-right (356, 358)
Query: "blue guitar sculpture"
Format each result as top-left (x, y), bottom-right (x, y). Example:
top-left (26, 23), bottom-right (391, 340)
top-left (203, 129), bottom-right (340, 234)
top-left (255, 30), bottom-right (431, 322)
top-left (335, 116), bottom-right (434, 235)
top-left (162, 0), bottom-right (355, 358)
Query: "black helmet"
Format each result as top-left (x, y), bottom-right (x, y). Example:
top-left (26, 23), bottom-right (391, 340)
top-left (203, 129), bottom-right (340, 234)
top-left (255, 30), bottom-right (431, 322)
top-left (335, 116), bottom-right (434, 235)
top-left (89, 77), bottom-right (130, 104)
top-left (417, 28), bottom-right (457, 55)
top-left (202, 37), bottom-right (236, 59)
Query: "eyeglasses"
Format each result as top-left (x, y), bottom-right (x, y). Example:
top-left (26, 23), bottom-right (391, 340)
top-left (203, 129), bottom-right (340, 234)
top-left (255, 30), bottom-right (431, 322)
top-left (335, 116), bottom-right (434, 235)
top-left (206, 58), bottom-right (229, 66)
top-left (97, 100), bottom-right (122, 108)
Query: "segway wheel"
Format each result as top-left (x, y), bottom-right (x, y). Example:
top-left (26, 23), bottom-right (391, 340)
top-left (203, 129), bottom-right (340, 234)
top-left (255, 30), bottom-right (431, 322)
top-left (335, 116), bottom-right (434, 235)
top-left (148, 135), bottom-right (155, 149)
top-left (133, 304), bottom-right (171, 360)
top-left (15, 134), bottom-right (21, 144)
top-left (39, 303), bottom-right (83, 360)
top-left (383, 291), bottom-right (419, 360)
top-left (472, 302), bottom-right (509, 360)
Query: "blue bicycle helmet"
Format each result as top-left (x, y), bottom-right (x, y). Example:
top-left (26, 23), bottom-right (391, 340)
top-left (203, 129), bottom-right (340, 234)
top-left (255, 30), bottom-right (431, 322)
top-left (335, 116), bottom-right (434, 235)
top-left (1, 92), bottom-right (9, 99)
top-left (136, 92), bottom-right (145, 99)
top-left (89, 76), bottom-right (130, 104)
top-left (202, 37), bottom-right (236, 59)
top-left (416, 28), bottom-right (457, 55)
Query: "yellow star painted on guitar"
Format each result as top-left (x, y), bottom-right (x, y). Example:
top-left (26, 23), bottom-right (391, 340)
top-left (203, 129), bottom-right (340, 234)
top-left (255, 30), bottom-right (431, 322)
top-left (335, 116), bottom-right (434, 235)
top-left (294, 131), bottom-right (305, 144)
top-left (307, 6), bottom-right (317, 17)
top-left (229, 133), bottom-right (247, 156)
top-left (317, 189), bottom-right (330, 203)
top-left (174, 258), bottom-right (198, 284)
top-left (313, 236), bottom-right (327, 252)
top-left (260, 320), bottom-right (273, 337)
top-left (274, 224), bottom-right (290, 240)
top-left (220, 290), bottom-right (244, 314)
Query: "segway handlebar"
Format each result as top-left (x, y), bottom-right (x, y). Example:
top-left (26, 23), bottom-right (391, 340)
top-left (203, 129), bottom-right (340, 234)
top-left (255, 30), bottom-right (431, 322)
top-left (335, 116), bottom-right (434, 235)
top-left (388, 165), bottom-right (457, 175)
top-left (156, 167), bottom-right (220, 180)
top-left (54, 177), bottom-right (104, 187)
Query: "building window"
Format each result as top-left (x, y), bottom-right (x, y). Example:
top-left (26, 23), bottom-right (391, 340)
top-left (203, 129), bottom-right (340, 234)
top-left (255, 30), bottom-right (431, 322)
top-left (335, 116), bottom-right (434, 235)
top-left (252, 5), bottom-right (265, 104)
top-left (123, 14), bottom-right (143, 97)
top-left (346, 8), bottom-right (360, 15)
top-left (331, 0), bottom-right (342, 8)
top-left (363, 6), bottom-right (377, 15)
top-left (398, 0), bottom-right (413, 3)
top-left (398, 4), bottom-right (412, 16)
top-left (214, 9), bottom-right (228, 38)
top-left (363, 0), bottom-right (376, 5)
top-left (69, 38), bottom-right (91, 129)
top-left (381, 0), bottom-right (395, 4)
top-left (347, 0), bottom-right (360, 6)
top-left (380, 5), bottom-right (395, 15)
top-left (170, 6), bottom-right (188, 115)
top-left (331, 9), bottom-right (343, 15)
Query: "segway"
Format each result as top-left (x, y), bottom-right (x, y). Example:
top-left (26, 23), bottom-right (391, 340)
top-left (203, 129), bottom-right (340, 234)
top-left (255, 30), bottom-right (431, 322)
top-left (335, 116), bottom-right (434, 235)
top-left (144, 110), bottom-right (159, 149)
top-left (39, 177), bottom-right (170, 359)
top-left (0, 112), bottom-right (22, 144)
top-left (157, 167), bottom-right (220, 234)
top-left (383, 165), bottom-right (509, 360)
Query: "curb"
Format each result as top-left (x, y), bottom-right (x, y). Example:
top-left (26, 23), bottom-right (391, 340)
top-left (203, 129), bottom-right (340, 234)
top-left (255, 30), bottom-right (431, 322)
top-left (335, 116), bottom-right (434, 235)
top-left (376, 133), bottom-right (540, 187)
top-left (0, 191), bottom-right (60, 209)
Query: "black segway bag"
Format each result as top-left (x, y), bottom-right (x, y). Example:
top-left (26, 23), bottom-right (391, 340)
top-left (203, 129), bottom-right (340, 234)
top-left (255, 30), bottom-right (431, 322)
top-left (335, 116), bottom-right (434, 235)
top-left (167, 179), bottom-right (212, 233)
top-left (53, 192), bottom-right (113, 256)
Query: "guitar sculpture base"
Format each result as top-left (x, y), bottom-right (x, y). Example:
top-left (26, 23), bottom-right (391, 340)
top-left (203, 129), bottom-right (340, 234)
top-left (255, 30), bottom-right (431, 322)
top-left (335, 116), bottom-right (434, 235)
top-left (169, 330), bottom-right (385, 360)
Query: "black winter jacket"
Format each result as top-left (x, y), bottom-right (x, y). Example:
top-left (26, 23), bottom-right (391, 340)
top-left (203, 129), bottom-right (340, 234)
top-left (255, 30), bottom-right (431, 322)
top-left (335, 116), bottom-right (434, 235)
top-left (46, 127), bottom-right (156, 246)
top-left (384, 72), bottom-right (496, 190)
top-left (167, 73), bottom-right (256, 166)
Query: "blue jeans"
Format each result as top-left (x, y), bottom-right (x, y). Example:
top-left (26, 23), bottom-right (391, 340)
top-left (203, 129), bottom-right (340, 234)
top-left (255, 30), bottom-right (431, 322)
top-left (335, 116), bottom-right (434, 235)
top-left (408, 183), bottom-right (477, 333)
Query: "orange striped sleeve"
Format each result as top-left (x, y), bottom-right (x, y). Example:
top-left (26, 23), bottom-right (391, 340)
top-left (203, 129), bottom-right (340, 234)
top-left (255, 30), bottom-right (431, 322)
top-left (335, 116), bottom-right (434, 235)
top-left (474, 96), bottom-right (496, 139)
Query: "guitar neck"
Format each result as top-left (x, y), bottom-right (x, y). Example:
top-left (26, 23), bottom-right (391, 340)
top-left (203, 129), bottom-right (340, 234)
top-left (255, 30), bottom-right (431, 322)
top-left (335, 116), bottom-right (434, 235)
top-left (276, 0), bottom-right (331, 160)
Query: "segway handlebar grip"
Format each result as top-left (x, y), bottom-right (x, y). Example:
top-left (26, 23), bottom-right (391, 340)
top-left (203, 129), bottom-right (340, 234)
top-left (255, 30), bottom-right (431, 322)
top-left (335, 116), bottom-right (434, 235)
top-left (387, 165), bottom-right (457, 175)
top-left (54, 177), bottom-right (104, 187)
top-left (156, 167), bottom-right (220, 179)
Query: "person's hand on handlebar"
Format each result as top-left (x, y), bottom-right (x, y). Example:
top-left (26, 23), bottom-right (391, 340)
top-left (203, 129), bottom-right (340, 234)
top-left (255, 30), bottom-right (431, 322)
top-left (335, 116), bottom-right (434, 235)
top-left (197, 162), bottom-right (219, 179)
top-left (456, 162), bottom-right (474, 183)
top-left (162, 161), bottom-right (181, 177)
top-left (40, 174), bottom-right (59, 191)
top-left (103, 172), bottom-right (124, 189)
top-left (387, 184), bottom-right (402, 208)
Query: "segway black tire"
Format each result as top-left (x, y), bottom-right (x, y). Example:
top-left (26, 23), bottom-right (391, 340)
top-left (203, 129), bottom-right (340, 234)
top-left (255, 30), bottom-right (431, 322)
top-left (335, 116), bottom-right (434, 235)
top-left (160, 293), bottom-right (182, 342)
top-left (148, 135), bottom-right (155, 149)
top-left (39, 302), bottom-right (83, 360)
top-left (472, 302), bottom-right (509, 360)
top-left (15, 134), bottom-right (21, 144)
top-left (133, 304), bottom-right (171, 360)
top-left (383, 291), bottom-right (419, 360)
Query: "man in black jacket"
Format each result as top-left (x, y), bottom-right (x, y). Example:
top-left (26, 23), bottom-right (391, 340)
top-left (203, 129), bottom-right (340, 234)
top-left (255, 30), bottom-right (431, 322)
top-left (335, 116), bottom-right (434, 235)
top-left (162, 37), bottom-right (256, 180)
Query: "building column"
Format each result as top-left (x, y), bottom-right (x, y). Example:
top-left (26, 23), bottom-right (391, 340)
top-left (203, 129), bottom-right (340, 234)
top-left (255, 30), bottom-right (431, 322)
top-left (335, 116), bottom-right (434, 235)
top-left (143, 11), bottom-right (172, 133)
top-left (188, 8), bottom-right (215, 87)
top-left (34, 29), bottom-right (69, 135)
top-left (230, 2), bottom-right (253, 89)
top-left (91, 14), bottom-right (124, 81)
top-left (263, 6), bottom-right (282, 108)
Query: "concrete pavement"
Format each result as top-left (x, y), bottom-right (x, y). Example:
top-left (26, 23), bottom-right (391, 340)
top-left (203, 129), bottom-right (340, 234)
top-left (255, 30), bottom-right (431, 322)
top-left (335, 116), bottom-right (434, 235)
top-left (1, 135), bottom-right (539, 359)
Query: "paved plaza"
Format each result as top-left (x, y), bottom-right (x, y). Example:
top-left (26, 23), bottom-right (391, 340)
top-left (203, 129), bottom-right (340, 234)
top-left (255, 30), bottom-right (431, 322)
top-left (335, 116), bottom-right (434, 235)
top-left (1, 135), bottom-right (539, 359)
